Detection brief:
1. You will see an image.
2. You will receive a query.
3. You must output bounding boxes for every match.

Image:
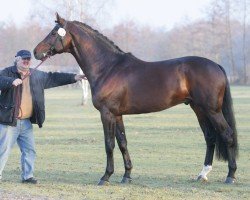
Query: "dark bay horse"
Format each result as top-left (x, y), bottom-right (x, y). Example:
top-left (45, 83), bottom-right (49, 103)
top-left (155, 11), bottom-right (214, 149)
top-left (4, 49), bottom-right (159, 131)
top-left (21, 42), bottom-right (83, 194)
top-left (34, 14), bottom-right (238, 185)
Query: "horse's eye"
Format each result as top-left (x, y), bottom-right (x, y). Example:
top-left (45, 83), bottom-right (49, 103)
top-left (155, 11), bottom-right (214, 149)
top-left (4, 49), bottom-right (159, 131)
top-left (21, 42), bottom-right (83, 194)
top-left (51, 32), bottom-right (56, 36)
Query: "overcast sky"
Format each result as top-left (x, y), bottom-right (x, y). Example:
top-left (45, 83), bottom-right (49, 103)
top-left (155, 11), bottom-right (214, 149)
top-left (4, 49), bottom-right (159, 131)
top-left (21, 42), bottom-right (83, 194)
top-left (110, 0), bottom-right (211, 28)
top-left (0, 0), bottom-right (211, 29)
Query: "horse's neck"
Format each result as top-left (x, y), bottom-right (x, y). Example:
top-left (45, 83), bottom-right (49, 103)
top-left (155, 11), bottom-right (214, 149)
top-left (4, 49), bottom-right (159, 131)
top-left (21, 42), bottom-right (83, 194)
top-left (70, 33), bottom-right (120, 87)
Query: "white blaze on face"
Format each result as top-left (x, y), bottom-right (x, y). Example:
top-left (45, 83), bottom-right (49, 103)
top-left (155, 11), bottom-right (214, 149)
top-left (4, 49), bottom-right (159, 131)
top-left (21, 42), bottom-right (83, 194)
top-left (58, 28), bottom-right (66, 37)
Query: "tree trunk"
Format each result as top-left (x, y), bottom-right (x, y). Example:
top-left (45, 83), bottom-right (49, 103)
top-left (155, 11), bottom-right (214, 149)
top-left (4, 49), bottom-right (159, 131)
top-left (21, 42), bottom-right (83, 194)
top-left (225, 0), bottom-right (237, 82)
top-left (243, 0), bottom-right (247, 84)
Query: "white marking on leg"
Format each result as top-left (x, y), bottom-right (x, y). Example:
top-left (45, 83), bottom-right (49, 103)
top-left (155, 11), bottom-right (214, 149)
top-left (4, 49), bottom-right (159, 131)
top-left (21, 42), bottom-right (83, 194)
top-left (198, 165), bottom-right (212, 181)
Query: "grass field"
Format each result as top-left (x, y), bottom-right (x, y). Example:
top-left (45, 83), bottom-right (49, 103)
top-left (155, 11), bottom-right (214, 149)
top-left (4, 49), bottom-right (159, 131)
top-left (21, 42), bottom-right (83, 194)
top-left (0, 86), bottom-right (249, 200)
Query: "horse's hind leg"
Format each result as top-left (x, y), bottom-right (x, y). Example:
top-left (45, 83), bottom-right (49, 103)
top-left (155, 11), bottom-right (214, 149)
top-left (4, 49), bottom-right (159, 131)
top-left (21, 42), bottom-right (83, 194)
top-left (191, 104), bottom-right (216, 182)
top-left (115, 116), bottom-right (133, 184)
top-left (206, 111), bottom-right (237, 184)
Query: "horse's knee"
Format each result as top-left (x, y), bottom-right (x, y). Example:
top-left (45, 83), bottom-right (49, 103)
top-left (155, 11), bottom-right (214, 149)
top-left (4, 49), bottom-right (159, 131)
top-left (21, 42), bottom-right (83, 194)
top-left (207, 112), bottom-right (234, 145)
top-left (105, 141), bottom-right (115, 154)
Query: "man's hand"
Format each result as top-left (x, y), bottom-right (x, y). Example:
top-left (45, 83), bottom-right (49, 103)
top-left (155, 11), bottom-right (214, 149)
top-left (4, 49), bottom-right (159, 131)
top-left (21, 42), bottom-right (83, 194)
top-left (74, 74), bottom-right (87, 81)
top-left (12, 78), bottom-right (23, 86)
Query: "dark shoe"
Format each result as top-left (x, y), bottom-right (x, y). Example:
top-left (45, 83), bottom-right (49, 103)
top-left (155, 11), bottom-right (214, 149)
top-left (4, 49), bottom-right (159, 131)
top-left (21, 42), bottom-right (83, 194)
top-left (22, 177), bottom-right (38, 184)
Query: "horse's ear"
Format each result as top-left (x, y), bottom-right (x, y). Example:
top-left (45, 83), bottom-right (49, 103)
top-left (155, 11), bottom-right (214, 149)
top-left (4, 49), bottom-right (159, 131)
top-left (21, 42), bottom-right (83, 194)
top-left (55, 12), bottom-right (66, 26)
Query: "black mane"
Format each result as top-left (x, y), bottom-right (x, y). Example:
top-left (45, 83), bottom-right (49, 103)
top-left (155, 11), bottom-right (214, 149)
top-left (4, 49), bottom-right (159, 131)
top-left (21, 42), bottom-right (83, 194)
top-left (72, 21), bottom-right (124, 54)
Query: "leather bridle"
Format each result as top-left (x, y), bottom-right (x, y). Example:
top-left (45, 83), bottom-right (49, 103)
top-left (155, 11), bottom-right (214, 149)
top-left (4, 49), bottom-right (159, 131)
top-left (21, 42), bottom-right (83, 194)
top-left (43, 21), bottom-right (68, 58)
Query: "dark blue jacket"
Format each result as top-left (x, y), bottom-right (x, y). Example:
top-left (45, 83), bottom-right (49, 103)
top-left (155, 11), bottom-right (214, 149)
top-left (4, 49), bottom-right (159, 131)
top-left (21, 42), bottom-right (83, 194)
top-left (0, 65), bottom-right (76, 127)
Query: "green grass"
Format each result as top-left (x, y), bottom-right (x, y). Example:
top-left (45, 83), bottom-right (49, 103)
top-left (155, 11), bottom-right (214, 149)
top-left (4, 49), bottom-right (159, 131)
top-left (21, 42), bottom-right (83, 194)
top-left (1, 86), bottom-right (249, 199)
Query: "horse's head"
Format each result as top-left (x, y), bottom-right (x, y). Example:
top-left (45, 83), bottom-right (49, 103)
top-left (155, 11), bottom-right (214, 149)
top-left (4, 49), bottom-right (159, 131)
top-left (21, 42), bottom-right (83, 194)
top-left (34, 13), bottom-right (73, 60)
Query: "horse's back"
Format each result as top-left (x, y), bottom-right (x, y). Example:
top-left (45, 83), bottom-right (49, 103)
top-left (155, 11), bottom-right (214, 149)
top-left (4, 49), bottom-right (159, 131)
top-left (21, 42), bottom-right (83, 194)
top-left (124, 55), bottom-right (226, 94)
top-left (95, 55), bottom-right (226, 115)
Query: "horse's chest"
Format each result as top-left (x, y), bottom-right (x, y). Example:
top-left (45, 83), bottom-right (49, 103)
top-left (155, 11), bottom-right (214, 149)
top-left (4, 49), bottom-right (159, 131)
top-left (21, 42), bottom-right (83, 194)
top-left (92, 88), bottom-right (122, 113)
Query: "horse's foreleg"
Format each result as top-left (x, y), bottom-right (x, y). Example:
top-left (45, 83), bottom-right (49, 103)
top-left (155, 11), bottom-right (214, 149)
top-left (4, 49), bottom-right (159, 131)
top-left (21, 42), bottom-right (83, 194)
top-left (115, 116), bottom-right (133, 184)
top-left (98, 108), bottom-right (116, 186)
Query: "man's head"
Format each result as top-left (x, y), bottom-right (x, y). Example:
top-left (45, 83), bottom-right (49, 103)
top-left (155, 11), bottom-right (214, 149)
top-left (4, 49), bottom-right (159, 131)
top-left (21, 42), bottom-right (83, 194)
top-left (14, 50), bottom-right (32, 72)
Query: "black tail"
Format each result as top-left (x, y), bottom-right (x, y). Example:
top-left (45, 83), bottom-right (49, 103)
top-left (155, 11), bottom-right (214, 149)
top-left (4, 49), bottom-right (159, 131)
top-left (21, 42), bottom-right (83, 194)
top-left (215, 65), bottom-right (239, 161)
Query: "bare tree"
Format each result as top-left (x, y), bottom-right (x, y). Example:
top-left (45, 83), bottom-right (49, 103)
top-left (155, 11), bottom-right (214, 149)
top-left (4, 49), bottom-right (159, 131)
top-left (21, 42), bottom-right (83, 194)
top-left (225, 0), bottom-right (237, 81)
top-left (1, 0), bottom-right (250, 84)
top-left (242, 0), bottom-right (248, 83)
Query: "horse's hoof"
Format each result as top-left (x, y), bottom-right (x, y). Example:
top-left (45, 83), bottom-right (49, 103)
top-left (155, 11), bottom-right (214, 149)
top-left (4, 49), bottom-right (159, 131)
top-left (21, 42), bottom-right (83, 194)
top-left (224, 177), bottom-right (236, 184)
top-left (97, 179), bottom-right (110, 186)
top-left (197, 175), bottom-right (208, 182)
top-left (121, 177), bottom-right (132, 184)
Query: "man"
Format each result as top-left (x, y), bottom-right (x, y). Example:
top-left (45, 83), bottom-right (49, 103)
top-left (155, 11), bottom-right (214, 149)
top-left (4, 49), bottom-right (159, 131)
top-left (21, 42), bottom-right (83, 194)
top-left (0, 50), bottom-right (85, 184)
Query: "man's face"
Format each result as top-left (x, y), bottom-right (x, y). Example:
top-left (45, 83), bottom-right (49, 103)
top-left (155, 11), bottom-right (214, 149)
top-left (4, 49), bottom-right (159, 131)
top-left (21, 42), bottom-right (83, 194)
top-left (16, 57), bottom-right (31, 70)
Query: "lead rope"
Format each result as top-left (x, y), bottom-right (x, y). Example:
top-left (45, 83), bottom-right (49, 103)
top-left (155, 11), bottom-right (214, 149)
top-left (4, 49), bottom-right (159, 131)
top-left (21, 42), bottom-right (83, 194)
top-left (14, 57), bottom-right (48, 119)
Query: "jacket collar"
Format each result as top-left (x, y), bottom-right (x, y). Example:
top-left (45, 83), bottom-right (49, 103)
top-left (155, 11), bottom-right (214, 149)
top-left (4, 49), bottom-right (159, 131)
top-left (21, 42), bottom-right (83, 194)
top-left (11, 65), bottom-right (19, 74)
top-left (11, 65), bottom-right (34, 75)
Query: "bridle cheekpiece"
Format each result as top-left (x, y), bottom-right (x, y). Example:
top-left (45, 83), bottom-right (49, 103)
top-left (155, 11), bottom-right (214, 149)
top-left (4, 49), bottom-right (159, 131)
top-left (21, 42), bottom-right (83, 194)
top-left (43, 21), bottom-right (68, 59)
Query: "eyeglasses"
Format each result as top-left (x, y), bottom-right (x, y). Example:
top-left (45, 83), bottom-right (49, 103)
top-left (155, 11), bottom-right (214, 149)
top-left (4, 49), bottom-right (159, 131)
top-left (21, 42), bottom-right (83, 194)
top-left (22, 57), bottom-right (31, 61)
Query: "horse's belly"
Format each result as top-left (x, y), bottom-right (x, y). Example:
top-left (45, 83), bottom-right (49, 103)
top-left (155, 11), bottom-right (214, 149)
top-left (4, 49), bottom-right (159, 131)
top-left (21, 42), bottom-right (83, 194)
top-left (121, 90), bottom-right (187, 114)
